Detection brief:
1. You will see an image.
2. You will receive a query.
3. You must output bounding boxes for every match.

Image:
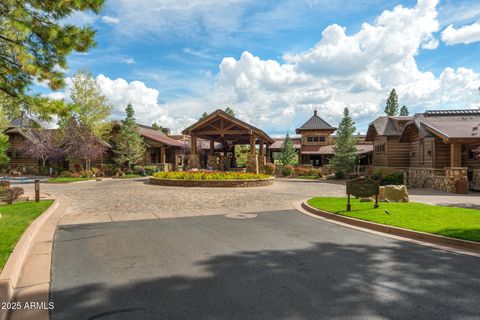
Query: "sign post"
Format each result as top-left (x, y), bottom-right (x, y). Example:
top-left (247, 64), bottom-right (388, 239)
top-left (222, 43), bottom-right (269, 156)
top-left (35, 179), bottom-right (40, 203)
top-left (346, 177), bottom-right (380, 212)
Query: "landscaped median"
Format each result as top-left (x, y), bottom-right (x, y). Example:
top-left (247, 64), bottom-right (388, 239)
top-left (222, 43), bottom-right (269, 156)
top-left (47, 177), bottom-right (95, 183)
top-left (150, 171), bottom-right (274, 187)
top-left (303, 197), bottom-right (480, 252)
top-left (0, 200), bottom-right (54, 271)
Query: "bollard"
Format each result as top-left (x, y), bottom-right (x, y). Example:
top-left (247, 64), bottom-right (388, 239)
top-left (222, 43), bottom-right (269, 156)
top-left (35, 179), bottom-right (40, 202)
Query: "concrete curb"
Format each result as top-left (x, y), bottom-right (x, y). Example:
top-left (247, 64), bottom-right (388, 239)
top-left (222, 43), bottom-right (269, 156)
top-left (298, 200), bottom-right (480, 257)
top-left (0, 200), bottom-right (58, 320)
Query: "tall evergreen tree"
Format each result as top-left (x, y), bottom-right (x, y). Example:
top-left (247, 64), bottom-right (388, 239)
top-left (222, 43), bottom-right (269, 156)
top-left (0, 0), bottom-right (104, 108)
top-left (152, 122), bottom-right (163, 131)
top-left (224, 107), bottom-right (235, 116)
top-left (199, 112), bottom-right (208, 121)
top-left (280, 133), bottom-right (297, 165)
top-left (400, 105), bottom-right (409, 116)
top-left (384, 89), bottom-right (399, 116)
top-left (331, 108), bottom-right (358, 178)
top-left (114, 104), bottom-right (146, 168)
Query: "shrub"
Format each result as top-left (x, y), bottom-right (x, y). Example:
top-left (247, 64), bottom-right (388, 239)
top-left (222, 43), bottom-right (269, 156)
top-left (144, 166), bottom-right (159, 176)
top-left (59, 171), bottom-right (72, 178)
top-left (5, 187), bottom-right (24, 204)
top-left (265, 163), bottom-right (276, 175)
top-left (383, 172), bottom-right (404, 185)
top-left (80, 170), bottom-right (93, 178)
top-left (153, 171), bottom-right (271, 181)
top-left (90, 167), bottom-right (100, 177)
top-left (102, 164), bottom-right (114, 177)
top-left (115, 168), bottom-right (125, 177)
top-left (282, 165), bottom-right (294, 176)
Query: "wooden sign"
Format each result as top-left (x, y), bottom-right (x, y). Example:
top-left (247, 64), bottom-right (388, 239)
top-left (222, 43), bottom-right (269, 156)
top-left (346, 177), bottom-right (379, 211)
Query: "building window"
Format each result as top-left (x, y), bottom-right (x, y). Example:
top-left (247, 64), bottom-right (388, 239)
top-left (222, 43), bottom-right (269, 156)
top-left (467, 147), bottom-right (477, 160)
top-left (375, 144), bottom-right (385, 153)
top-left (307, 137), bottom-right (313, 142)
top-left (419, 138), bottom-right (424, 163)
top-left (307, 136), bottom-right (326, 143)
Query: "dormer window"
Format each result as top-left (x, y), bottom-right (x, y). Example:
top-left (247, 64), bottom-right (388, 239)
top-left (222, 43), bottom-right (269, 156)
top-left (307, 136), bottom-right (326, 143)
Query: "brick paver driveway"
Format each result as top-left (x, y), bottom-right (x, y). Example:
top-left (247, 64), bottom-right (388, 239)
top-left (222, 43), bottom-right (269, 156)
top-left (33, 178), bottom-right (347, 224)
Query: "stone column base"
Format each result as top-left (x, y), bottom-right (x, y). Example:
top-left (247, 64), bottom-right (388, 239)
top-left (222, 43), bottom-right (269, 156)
top-left (246, 154), bottom-right (259, 174)
top-left (186, 154), bottom-right (200, 170)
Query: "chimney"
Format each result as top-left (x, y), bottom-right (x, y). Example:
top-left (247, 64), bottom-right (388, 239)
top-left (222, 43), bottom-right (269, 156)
top-left (314, 110), bottom-right (318, 116)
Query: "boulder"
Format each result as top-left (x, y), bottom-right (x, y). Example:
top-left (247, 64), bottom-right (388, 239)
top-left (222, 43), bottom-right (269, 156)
top-left (384, 185), bottom-right (409, 203)
top-left (371, 186), bottom-right (385, 202)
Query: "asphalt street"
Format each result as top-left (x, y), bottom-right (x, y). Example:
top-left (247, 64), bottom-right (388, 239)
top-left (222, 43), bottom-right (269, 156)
top-left (50, 210), bottom-right (480, 320)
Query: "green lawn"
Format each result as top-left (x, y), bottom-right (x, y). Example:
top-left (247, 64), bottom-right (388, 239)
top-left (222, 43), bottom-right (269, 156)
top-left (47, 177), bottom-right (94, 183)
top-left (307, 197), bottom-right (480, 242)
top-left (115, 174), bottom-right (143, 179)
top-left (0, 200), bottom-right (54, 271)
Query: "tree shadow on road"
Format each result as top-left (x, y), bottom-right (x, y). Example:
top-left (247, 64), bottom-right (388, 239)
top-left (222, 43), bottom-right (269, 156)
top-left (48, 241), bottom-right (480, 320)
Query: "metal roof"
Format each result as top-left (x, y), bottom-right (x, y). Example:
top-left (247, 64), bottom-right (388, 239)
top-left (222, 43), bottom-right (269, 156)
top-left (296, 110), bottom-right (336, 132)
top-left (424, 109), bottom-right (480, 116)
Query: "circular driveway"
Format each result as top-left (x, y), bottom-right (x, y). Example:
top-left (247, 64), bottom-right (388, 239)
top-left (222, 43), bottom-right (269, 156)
top-left (50, 209), bottom-right (480, 320)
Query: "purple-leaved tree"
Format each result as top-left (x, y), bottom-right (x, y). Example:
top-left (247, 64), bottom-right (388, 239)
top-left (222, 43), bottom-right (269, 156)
top-left (18, 129), bottom-right (63, 167)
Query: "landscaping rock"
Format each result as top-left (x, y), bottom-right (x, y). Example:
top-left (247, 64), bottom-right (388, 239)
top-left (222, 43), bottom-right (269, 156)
top-left (384, 185), bottom-right (409, 202)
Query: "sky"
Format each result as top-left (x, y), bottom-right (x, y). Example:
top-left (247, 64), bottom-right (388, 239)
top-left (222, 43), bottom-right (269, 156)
top-left (38, 0), bottom-right (480, 136)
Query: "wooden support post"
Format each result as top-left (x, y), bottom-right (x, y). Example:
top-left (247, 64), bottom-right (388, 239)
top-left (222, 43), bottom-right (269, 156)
top-left (250, 134), bottom-right (256, 155)
top-left (191, 135), bottom-right (197, 156)
top-left (35, 179), bottom-right (40, 203)
top-left (259, 142), bottom-right (264, 157)
top-left (160, 147), bottom-right (166, 164)
top-left (450, 143), bottom-right (462, 167)
top-left (210, 140), bottom-right (215, 156)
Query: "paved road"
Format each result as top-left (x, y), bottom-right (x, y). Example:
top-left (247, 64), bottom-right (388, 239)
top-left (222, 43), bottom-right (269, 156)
top-left (50, 209), bottom-right (480, 320)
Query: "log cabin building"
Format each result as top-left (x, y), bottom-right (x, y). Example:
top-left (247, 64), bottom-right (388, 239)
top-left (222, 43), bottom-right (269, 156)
top-left (367, 110), bottom-right (480, 193)
top-left (269, 110), bottom-right (373, 167)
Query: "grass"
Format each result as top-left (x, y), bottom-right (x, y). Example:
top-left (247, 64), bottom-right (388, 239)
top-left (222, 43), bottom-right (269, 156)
top-left (0, 200), bottom-right (54, 271)
top-left (307, 197), bottom-right (480, 242)
top-left (115, 174), bottom-right (143, 179)
top-left (153, 171), bottom-right (271, 180)
top-left (294, 175), bottom-right (322, 179)
top-left (47, 177), bottom-right (95, 183)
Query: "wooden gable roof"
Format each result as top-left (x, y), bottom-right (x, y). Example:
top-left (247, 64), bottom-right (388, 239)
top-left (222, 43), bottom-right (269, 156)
top-left (182, 109), bottom-right (274, 144)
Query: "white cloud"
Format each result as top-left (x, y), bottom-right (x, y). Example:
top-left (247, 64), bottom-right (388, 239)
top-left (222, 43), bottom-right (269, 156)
top-left (101, 15), bottom-right (120, 24)
top-left (441, 21), bottom-right (480, 45)
top-left (122, 57), bottom-right (136, 64)
top-left (51, 0), bottom-right (480, 135)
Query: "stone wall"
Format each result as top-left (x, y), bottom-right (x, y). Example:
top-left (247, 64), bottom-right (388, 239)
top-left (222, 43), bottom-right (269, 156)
top-left (406, 167), bottom-right (468, 193)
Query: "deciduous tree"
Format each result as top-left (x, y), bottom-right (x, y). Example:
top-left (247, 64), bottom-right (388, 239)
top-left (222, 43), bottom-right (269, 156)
top-left (62, 118), bottom-right (107, 170)
top-left (18, 129), bottom-right (63, 167)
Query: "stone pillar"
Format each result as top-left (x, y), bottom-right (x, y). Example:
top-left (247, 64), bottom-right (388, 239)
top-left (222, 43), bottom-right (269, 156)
top-left (187, 154), bottom-right (200, 170)
top-left (445, 167), bottom-right (468, 193)
top-left (246, 154), bottom-right (259, 174)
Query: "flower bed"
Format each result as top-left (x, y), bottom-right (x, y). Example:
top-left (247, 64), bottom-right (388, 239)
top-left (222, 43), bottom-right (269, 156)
top-left (150, 171), bottom-right (274, 187)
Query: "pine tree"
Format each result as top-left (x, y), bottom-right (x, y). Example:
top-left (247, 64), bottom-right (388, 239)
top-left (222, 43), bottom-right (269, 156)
top-left (384, 89), bottom-right (399, 116)
top-left (224, 107), bottom-right (235, 117)
top-left (152, 122), bottom-right (163, 131)
top-left (199, 112), bottom-right (208, 121)
top-left (331, 108), bottom-right (358, 178)
top-left (280, 133), bottom-right (297, 165)
top-left (400, 105), bottom-right (409, 116)
top-left (114, 104), bottom-right (146, 168)
top-left (0, 0), bottom-right (104, 108)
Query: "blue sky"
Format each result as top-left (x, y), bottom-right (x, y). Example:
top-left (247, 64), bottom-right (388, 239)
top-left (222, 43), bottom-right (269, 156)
top-left (46, 0), bottom-right (480, 135)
